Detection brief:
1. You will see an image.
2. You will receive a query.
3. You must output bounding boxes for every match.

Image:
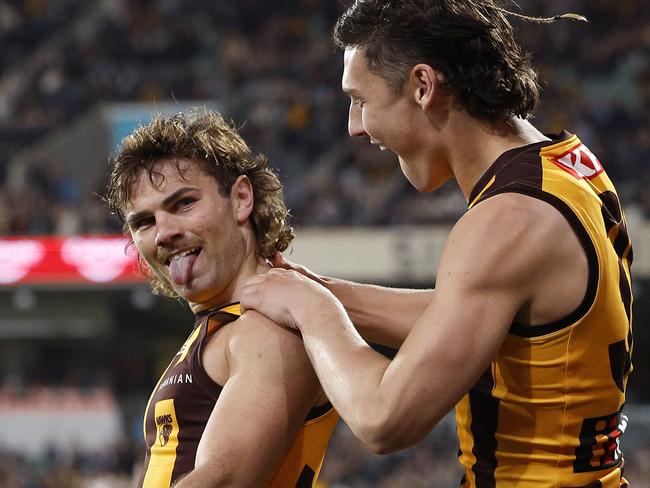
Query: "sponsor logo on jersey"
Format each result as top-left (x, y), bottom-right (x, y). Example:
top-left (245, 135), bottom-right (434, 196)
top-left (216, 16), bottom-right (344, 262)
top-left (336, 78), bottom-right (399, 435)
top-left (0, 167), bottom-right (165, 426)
top-left (550, 143), bottom-right (604, 180)
top-left (158, 374), bottom-right (193, 391)
top-left (574, 409), bottom-right (627, 472)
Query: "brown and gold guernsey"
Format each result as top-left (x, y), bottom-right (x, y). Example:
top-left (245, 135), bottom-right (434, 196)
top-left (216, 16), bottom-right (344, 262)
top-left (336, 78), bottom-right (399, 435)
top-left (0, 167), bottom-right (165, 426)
top-left (457, 132), bottom-right (633, 487)
top-left (138, 303), bottom-right (338, 488)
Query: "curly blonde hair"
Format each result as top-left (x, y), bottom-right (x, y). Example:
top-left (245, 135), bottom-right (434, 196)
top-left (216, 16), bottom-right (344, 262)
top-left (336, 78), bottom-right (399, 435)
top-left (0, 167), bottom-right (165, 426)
top-left (106, 110), bottom-right (294, 297)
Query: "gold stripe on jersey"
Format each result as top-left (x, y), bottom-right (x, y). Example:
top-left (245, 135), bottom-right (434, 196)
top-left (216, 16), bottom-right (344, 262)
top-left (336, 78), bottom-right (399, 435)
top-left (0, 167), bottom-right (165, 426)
top-left (174, 323), bottom-right (202, 366)
top-left (456, 394), bottom-right (478, 487)
top-left (468, 174), bottom-right (496, 208)
top-left (264, 407), bottom-right (339, 487)
top-left (220, 303), bottom-right (241, 315)
top-left (207, 303), bottom-right (240, 334)
top-left (142, 361), bottom-right (175, 443)
top-left (142, 399), bottom-right (180, 488)
top-left (458, 133), bottom-right (631, 487)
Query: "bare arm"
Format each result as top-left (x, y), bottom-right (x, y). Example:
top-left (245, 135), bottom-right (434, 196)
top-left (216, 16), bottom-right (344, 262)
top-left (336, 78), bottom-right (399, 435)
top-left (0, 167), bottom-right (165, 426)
top-left (175, 311), bottom-right (322, 487)
top-left (273, 253), bottom-right (433, 347)
top-left (244, 195), bottom-right (578, 453)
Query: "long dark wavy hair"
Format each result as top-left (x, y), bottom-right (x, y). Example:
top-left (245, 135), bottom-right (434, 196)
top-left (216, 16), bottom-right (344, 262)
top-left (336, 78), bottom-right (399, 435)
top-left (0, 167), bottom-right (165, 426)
top-left (334, 0), bottom-right (540, 123)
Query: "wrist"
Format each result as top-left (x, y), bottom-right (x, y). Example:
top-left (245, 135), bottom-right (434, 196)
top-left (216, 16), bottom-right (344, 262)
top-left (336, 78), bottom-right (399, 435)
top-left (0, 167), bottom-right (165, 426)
top-left (292, 287), bottom-right (345, 333)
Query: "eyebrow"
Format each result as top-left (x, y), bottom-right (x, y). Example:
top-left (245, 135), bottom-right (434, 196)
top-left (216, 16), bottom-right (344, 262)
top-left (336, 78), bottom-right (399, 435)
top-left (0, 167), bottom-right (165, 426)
top-left (126, 187), bottom-right (200, 226)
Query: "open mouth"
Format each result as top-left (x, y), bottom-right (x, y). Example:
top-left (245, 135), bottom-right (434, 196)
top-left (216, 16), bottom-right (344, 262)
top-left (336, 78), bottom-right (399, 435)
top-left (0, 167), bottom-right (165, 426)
top-left (166, 247), bottom-right (201, 266)
top-left (167, 247), bottom-right (202, 286)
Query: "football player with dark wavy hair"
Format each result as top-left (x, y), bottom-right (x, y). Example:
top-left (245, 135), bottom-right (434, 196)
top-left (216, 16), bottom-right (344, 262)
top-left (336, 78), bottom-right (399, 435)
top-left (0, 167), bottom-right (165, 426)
top-left (243, 2), bottom-right (632, 487)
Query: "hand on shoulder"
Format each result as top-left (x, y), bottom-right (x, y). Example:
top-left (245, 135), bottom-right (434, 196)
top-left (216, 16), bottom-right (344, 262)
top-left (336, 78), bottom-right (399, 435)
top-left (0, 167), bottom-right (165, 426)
top-left (241, 268), bottom-right (343, 332)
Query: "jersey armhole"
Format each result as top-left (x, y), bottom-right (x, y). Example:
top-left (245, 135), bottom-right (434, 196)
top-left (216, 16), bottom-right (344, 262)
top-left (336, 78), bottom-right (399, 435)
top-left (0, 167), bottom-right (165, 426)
top-left (484, 186), bottom-right (600, 338)
top-left (190, 312), bottom-right (239, 400)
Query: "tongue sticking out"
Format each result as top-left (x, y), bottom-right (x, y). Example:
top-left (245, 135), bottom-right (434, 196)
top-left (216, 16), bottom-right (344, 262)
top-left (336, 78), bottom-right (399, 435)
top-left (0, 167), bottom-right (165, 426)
top-left (169, 253), bottom-right (198, 285)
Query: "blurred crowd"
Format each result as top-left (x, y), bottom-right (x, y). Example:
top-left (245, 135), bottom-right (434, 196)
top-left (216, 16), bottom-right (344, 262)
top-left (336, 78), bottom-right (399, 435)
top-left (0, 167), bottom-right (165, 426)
top-left (0, 422), bottom-right (649, 487)
top-left (0, 0), bottom-right (648, 486)
top-left (0, 444), bottom-right (134, 488)
top-left (0, 0), bottom-right (648, 234)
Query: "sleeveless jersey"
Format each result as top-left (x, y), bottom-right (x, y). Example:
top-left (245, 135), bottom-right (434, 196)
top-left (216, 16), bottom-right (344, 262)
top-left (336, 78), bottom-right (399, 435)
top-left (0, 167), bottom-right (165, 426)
top-left (138, 303), bottom-right (338, 487)
top-left (456, 132), bottom-right (633, 487)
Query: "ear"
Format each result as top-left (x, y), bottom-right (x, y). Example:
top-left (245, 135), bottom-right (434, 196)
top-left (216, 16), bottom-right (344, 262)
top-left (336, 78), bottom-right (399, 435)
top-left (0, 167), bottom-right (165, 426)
top-left (230, 175), bottom-right (254, 224)
top-left (409, 64), bottom-right (440, 111)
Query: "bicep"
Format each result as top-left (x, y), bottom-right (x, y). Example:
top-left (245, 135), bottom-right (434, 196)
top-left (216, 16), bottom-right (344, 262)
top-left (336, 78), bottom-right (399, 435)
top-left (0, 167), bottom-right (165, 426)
top-left (378, 205), bottom-right (537, 444)
top-left (194, 314), bottom-right (320, 485)
top-left (382, 278), bottom-right (518, 439)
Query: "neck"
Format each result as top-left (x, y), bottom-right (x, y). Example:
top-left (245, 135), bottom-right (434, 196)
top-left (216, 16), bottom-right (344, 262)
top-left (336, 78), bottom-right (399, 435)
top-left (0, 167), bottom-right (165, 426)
top-left (189, 227), bottom-right (270, 314)
top-left (190, 256), bottom-right (270, 315)
top-left (443, 114), bottom-right (549, 200)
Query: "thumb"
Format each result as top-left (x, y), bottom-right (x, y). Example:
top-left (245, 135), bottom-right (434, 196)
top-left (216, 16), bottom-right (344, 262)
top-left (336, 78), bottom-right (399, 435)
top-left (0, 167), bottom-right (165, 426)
top-left (271, 251), bottom-right (288, 269)
top-left (239, 283), bottom-right (256, 313)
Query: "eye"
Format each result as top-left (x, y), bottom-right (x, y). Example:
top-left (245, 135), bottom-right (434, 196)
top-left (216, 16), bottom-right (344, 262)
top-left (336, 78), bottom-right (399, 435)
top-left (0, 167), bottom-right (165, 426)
top-left (352, 97), bottom-right (365, 107)
top-left (130, 216), bottom-right (154, 231)
top-left (175, 197), bottom-right (196, 210)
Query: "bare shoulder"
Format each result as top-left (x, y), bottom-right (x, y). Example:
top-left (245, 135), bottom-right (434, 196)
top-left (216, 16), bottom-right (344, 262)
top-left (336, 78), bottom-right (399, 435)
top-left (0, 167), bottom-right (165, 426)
top-left (201, 310), bottom-right (311, 387)
top-left (230, 310), bottom-right (305, 352)
top-left (444, 193), bottom-right (584, 286)
top-left (226, 311), bottom-right (317, 380)
top-left (460, 191), bottom-right (570, 234)
top-left (443, 192), bottom-right (588, 323)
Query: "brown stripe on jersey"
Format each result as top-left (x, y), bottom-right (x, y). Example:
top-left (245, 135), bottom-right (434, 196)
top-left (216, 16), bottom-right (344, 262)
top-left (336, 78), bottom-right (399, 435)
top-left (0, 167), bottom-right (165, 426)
top-left (468, 133), bottom-right (575, 208)
top-left (168, 310), bottom-right (244, 481)
top-left (296, 466), bottom-right (315, 488)
top-left (194, 301), bottom-right (240, 317)
top-left (618, 260), bottom-right (632, 326)
top-left (599, 191), bottom-right (633, 263)
top-left (608, 261), bottom-right (633, 393)
top-left (468, 137), bottom-right (556, 206)
top-left (469, 366), bottom-right (498, 488)
top-left (206, 310), bottom-right (241, 335)
top-left (192, 313), bottom-right (232, 401)
top-left (139, 309), bottom-right (237, 486)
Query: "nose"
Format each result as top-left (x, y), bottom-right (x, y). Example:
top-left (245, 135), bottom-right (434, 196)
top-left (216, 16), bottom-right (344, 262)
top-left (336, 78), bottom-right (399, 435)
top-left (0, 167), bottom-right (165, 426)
top-left (348, 103), bottom-right (366, 138)
top-left (154, 214), bottom-right (183, 248)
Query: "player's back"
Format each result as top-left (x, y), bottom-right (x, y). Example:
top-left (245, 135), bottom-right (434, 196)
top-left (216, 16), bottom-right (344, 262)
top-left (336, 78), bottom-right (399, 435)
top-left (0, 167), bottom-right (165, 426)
top-left (457, 133), bottom-right (632, 487)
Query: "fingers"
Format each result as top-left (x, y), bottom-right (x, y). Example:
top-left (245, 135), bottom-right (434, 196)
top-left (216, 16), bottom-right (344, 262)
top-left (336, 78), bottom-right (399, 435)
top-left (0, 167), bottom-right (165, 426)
top-left (239, 282), bottom-right (256, 313)
top-left (244, 272), bottom-right (270, 286)
top-left (240, 269), bottom-right (292, 313)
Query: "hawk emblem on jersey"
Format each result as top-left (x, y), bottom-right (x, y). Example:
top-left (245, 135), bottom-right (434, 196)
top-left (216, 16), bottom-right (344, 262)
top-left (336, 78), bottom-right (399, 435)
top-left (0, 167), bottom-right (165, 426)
top-left (156, 414), bottom-right (175, 447)
top-left (550, 144), bottom-right (603, 179)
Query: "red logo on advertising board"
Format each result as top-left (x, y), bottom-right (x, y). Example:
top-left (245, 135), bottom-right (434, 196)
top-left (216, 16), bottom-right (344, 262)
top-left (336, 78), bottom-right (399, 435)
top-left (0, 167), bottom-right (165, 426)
top-left (60, 237), bottom-right (134, 283)
top-left (0, 235), bottom-right (142, 286)
top-left (0, 240), bottom-right (46, 284)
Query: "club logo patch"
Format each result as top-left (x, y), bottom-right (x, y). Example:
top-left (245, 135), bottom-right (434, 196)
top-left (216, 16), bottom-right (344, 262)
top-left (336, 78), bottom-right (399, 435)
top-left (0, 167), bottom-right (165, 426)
top-left (151, 399), bottom-right (179, 453)
top-left (156, 414), bottom-right (174, 447)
